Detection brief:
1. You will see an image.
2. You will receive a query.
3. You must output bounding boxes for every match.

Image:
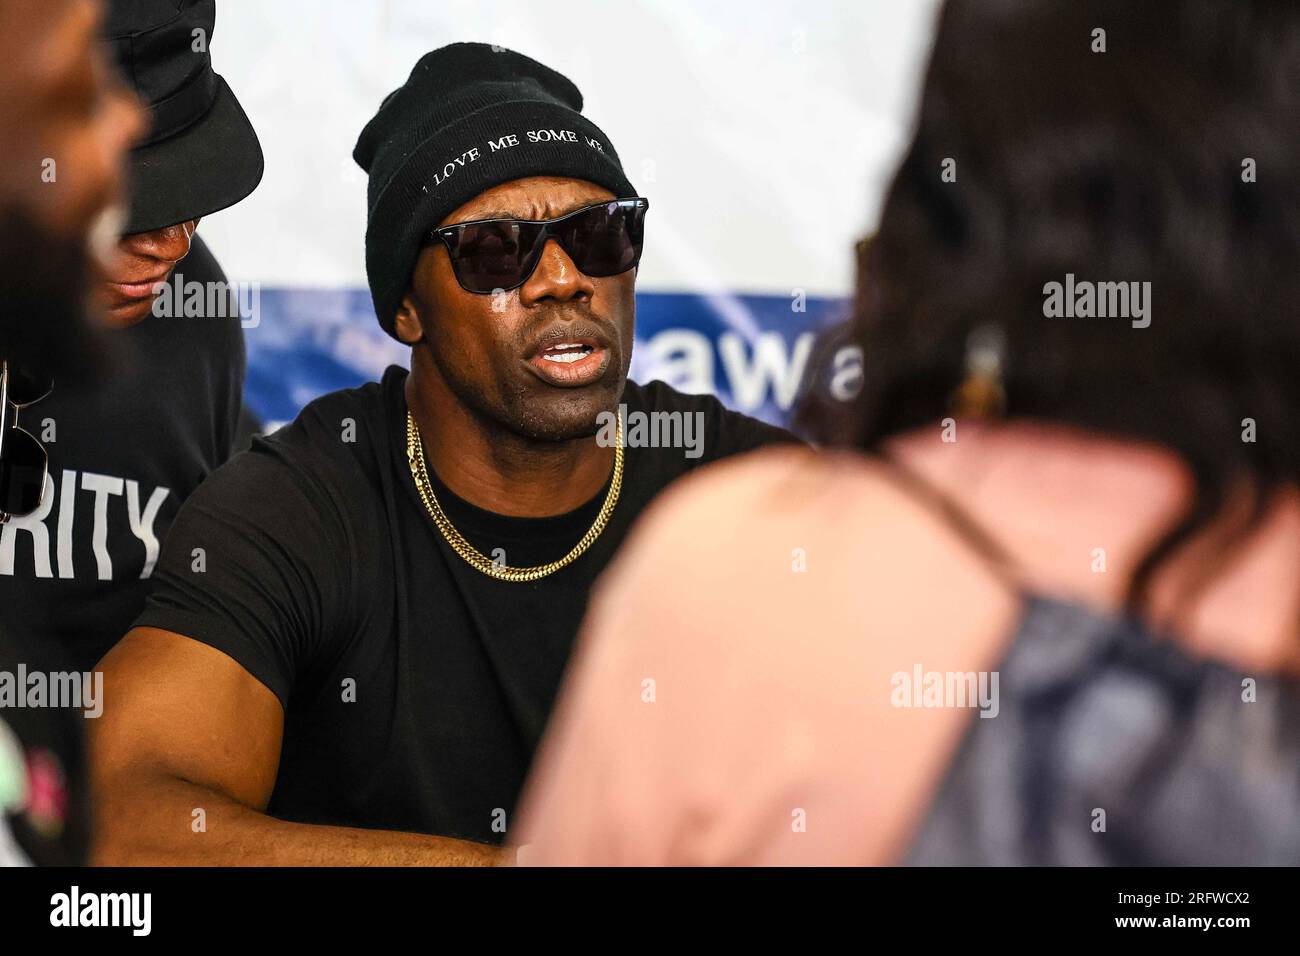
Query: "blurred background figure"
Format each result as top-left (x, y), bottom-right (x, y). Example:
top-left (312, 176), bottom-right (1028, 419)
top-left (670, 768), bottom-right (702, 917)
top-left (0, 0), bottom-right (141, 377)
top-left (515, 0), bottom-right (1300, 865)
top-left (1, 0), bottom-right (144, 865)
top-left (0, 0), bottom-right (263, 676)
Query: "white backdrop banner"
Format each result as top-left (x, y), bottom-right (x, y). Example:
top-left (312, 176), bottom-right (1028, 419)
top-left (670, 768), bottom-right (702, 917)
top-left (197, 0), bottom-right (940, 428)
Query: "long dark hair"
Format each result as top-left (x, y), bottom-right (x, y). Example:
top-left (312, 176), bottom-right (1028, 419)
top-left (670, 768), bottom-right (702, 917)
top-left (810, 0), bottom-right (1300, 611)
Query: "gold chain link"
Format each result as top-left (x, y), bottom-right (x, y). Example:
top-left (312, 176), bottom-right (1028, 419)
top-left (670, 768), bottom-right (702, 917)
top-left (405, 410), bottom-right (623, 582)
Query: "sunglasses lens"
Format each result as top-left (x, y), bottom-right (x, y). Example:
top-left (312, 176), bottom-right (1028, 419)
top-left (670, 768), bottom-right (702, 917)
top-left (560, 201), bottom-right (646, 278)
top-left (4, 361), bottom-right (53, 407)
top-left (449, 221), bottom-right (544, 293)
top-left (0, 426), bottom-right (48, 518)
top-left (439, 200), bottom-right (647, 294)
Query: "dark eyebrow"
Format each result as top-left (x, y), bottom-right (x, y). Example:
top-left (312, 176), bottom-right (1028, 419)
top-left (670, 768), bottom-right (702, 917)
top-left (437, 208), bottom-right (520, 229)
top-left (444, 197), bottom-right (609, 228)
top-left (465, 209), bottom-right (517, 222)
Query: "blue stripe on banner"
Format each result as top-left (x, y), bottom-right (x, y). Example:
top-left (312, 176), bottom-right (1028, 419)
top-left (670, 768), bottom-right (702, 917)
top-left (245, 289), bottom-right (851, 430)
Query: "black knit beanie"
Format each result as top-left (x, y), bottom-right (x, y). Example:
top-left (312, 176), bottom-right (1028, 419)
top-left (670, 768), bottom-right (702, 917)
top-left (353, 42), bottom-right (637, 338)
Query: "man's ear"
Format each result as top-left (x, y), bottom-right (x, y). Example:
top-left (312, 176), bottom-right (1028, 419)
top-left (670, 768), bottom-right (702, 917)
top-left (394, 292), bottom-right (425, 344)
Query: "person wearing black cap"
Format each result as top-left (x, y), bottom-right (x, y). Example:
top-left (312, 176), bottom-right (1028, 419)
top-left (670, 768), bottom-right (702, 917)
top-left (0, 0), bottom-right (263, 675)
top-left (92, 43), bottom-right (796, 865)
top-left (96, 0), bottom-right (262, 328)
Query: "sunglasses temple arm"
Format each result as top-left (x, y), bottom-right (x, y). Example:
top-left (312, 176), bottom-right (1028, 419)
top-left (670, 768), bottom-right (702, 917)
top-left (0, 362), bottom-right (7, 454)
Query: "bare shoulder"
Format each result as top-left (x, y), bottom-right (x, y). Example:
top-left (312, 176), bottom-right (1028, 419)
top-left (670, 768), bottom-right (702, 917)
top-left (616, 443), bottom-right (1006, 577)
top-left (596, 445), bottom-right (1019, 661)
top-left (556, 445), bottom-right (1022, 865)
top-left (628, 444), bottom-right (887, 543)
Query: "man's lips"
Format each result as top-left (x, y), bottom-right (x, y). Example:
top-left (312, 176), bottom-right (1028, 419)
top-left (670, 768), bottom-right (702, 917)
top-left (524, 327), bottom-right (613, 388)
top-left (106, 271), bottom-right (171, 301)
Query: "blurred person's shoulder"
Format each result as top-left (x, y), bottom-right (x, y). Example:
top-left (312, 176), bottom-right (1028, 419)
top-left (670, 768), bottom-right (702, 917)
top-left (551, 444), bottom-right (1022, 865)
top-left (607, 441), bottom-right (1005, 570)
top-left (593, 443), bottom-right (1019, 658)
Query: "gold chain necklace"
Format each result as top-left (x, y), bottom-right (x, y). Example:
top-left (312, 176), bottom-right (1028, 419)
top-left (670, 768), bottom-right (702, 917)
top-left (405, 410), bottom-right (623, 582)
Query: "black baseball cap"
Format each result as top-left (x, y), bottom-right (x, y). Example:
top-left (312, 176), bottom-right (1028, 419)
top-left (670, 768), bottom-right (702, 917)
top-left (105, 0), bottom-right (263, 234)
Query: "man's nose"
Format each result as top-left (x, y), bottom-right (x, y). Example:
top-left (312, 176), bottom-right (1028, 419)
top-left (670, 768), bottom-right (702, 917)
top-left (125, 220), bottom-right (196, 262)
top-left (518, 239), bottom-right (596, 305)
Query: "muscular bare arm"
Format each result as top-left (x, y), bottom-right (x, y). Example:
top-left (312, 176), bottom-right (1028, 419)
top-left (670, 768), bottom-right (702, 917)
top-left (89, 627), bottom-right (507, 866)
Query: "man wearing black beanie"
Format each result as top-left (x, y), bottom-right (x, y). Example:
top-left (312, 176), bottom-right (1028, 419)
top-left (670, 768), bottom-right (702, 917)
top-left (92, 43), bottom-right (796, 865)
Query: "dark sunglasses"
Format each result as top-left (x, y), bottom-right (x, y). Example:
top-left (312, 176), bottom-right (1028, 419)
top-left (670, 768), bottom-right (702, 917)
top-left (427, 197), bottom-right (649, 295)
top-left (0, 359), bottom-right (53, 524)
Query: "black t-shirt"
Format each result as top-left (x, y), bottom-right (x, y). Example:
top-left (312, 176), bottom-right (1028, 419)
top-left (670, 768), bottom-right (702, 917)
top-left (0, 236), bottom-right (245, 671)
top-left (136, 366), bottom-right (796, 845)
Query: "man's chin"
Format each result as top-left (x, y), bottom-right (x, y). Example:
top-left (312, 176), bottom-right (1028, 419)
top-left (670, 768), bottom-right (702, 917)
top-left (101, 296), bottom-right (156, 328)
top-left (510, 380), bottom-right (624, 443)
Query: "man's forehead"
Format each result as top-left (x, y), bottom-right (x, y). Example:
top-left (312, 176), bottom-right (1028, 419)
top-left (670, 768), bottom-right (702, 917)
top-left (444, 177), bottom-right (615, 225)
